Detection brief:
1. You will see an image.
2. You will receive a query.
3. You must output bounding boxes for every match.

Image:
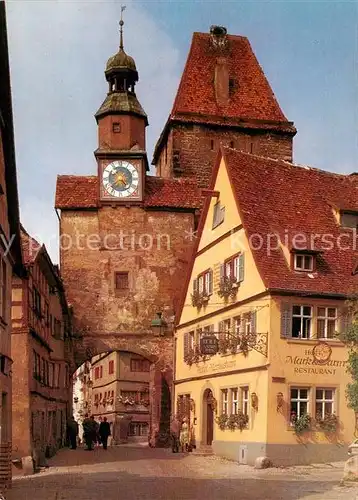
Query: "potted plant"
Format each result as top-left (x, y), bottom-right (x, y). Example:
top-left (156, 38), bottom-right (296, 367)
top-left (215, 413), bottom-right (228, 430)
top-left (292, 413), bottom-right (311, 434)
top-left (218, 338), bottom-right (230, 355)
top-left (316, 413), bottom-right (339, 433)
top-left (218, 276), bottom-right (238, 299)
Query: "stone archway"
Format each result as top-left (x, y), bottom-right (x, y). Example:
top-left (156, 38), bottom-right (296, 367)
top-left (69, 333), bottom-right (173, 447)
top-left (202, 388), bottom-right (215, 446)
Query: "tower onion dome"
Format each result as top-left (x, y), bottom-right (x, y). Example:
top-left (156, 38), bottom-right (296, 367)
top-left (95, 17), bottom-right (147, 123)
top-left (104, 19), bottom-right (138, 84)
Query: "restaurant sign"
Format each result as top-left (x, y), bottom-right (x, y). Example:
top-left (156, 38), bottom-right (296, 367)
top-left (200, 335), bottom-right (219, 355)
top-left (285, 342), bottom-right (347, 376)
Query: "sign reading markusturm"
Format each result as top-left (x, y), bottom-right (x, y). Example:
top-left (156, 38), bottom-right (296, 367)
top-left (200, 335), bottom-right (219, 355)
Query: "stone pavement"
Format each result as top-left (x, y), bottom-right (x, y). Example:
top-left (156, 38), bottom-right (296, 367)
top-left (6, 444), bottom-right (358, 500)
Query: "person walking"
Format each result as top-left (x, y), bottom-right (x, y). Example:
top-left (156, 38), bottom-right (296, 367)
top-left (67, 416), bottom-right (79, 450)
top-left (99, 417), bottom-right (111, 450)
top-left (83, 414), bottom-right (96, 450)
top-left (170, 415), bottom-right (180, 453)
top-left (179, 416), bottom-right (190, 453)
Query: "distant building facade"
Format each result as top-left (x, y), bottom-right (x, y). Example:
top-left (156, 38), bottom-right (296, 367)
top-left (91, 351), bottom-right (150, 440)
top-left (0, 0), bottom-right (23, 490)
top-left (11, 228), bottom-right (74, 465)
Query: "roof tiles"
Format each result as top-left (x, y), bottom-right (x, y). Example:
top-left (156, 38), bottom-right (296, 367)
top-left (223, 149), bottom-right (358, 296)
top-left (55, 175), bottom-right (202, 210)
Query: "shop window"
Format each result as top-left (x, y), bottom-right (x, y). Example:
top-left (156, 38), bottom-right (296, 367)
top-left (315, 388), bottom-right (335, 419)
top-left (290, 388), bottom-right (309, 423)
top-left (241, 387), bottom-right (249, 416)
top-left (292, 305), bottom-right (312, 339)
top-left (317, 307), bottom-right (337, 339)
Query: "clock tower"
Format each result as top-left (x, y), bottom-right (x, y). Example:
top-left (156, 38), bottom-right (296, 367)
top-left (95, 16), bottom-right (148, 202)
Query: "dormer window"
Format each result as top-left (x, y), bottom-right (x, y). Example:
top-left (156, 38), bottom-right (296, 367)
top-left (213, 201), bottom-right (225, 229)
top-left (294, 253), bottom-right (314, 272)
top-left (340, 211), bottom-right (358, 229)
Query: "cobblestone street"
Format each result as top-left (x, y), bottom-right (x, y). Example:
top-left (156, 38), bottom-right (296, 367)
top-left (6, 445), bottom-right (358, 500)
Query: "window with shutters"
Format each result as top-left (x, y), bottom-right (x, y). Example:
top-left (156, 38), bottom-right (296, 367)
top-left (292, 305), bottom-right (312, 339)
top-left (212, 201), bottom-right (225, 229)
top-left (317, 307), bottom-right (337, 339)
top-left (196, 269), bottom-right (213, 295)
top-left (223, 253), bottom-right (245, 282)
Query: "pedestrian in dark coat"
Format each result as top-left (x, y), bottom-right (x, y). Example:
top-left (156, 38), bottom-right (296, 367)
top-left (67, 416), bottom-right (79, 450)
top-left (99, 417), bottom-right (111, 450)
top-left (83, 414), bottom-right (96, 450)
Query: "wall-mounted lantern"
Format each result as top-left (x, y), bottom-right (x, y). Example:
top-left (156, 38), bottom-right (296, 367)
top-left (150, 312), bottom-right (167, 336)
top-left (276, 392), bottom-right (284, 411)
top-left (251, 392), bottom-right (259, 411)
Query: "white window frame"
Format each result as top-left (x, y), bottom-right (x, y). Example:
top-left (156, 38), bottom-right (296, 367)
top-left (231, 388), bottom-right (238, 415)
top-left (315, 388), bottom-right (335, 418)
top-left (198, 275), bottom-right (204, 293)
top-left (233, 256), bottom-right (240, 280)
top-left (241, 387), bottom-right (249, 416)
top-left (204, 271), bottom-right (212, 295)
top-left (290, 387), bottom-right (310, 421)
top-left (317, 307), bottom-right (337, 339)
top-left (221, 389), bottom-right (228, 415)
top-left (292, 305), bottom-right (312, 339)
top-left (294, 253), bottom-right (314, 271)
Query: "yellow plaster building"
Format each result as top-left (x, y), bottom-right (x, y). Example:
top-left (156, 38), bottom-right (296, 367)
top-left (174, 148), bottom-right (357, 466)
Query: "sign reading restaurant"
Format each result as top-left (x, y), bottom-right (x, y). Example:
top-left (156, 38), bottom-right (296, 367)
top-left (285, 342), bottom-right (347, 376)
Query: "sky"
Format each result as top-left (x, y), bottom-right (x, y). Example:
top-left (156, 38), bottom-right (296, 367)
top-left (6, 0), bottom-right (358, 263)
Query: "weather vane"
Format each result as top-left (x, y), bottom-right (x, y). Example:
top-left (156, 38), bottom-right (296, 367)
top-left (119, 5), bottom-right (126, 50)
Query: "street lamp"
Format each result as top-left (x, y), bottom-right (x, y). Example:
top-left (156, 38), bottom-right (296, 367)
top-left (150, 312), bottom-right (167, 336)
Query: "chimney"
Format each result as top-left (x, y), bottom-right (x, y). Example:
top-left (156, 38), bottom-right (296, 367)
top-left (214, 57), bottom-right (229, 107)
top-left (210, 26), bottom-right (230, 107)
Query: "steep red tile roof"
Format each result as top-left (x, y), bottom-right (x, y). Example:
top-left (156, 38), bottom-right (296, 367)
top-left (20, 226), bottom-right (42, 265)
top-left (55, 175), bottom-right (202, 210)
top-left (223, 149), bottom-right (358, 296)
top-left (153, 31), bottom-right (295, 163)
top-left (171, 32), bottom-right (292, 124)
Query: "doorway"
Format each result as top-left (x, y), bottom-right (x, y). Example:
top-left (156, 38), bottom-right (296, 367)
top-left (202, 389), bottom-right (214, 446)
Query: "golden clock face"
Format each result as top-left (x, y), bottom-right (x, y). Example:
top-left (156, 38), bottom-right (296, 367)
top-left (102, 160), bottom-right (139, 198)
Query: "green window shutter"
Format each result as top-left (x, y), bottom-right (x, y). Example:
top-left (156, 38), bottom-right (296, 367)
top-left (239, 253), bottom-right (245, 282)
top-left (218, 321), bottom-right (225, 341)
top-left (193, 279), bottom-right (198, 293)
top-left (281, 302), bottom-right (292, 338)
top-left (183, 332), bottom-right (189, 360)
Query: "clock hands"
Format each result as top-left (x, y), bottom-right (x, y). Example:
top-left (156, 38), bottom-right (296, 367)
top-left (114, 172), bottom-right (129, 188)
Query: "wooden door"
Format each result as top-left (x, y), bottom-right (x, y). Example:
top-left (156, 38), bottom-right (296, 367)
top-left (207, 403), bottom-right (213, 445)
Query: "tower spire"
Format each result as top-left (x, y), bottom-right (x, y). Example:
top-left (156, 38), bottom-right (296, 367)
top-left (119, 5), bottom-right (126, 51)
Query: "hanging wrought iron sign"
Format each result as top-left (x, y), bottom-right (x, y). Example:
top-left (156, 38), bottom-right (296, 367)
top-left (200, 335), bottom-right (219, 355)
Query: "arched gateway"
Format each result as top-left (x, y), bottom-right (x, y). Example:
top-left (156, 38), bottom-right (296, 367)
top-left (70, 334), bottom-right (173, 447)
